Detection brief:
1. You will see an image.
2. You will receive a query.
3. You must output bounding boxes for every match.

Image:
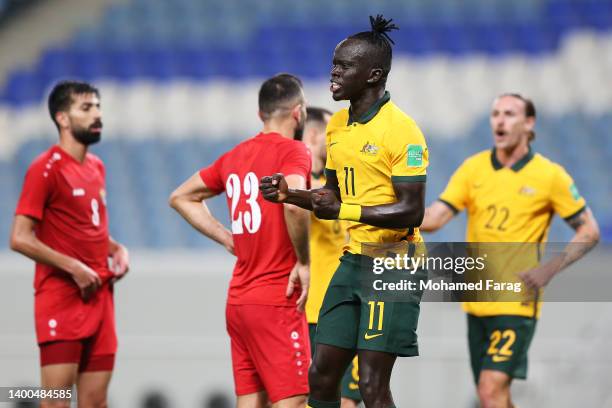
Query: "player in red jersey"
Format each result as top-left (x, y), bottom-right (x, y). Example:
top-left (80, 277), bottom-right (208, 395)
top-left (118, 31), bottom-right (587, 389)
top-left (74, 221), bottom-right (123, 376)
top-left (170, 73), bottom-right (312, 408)
top-left (9, 81), bottom-right (129, 408)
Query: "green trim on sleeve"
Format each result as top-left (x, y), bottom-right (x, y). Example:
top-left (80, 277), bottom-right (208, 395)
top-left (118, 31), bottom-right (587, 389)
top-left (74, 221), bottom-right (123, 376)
top-left (391, 175), bottom-right (427, 183)
top-left (563, 205), bottom-right (587, 221)
top-left (438, 198), bottom-right (460, 215)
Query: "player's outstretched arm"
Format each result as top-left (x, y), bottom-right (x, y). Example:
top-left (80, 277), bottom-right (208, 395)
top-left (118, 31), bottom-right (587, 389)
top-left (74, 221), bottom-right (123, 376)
top-left (10, 214), bottom-right (102, 299)
top-left (420, 200), bottom-right (456, 232)
top-left (520, 208), bottom-right (600, 289)
top-left (260, 173), bottom-right (319, 210)
top-left (169, 171), bottom-right (234, 255)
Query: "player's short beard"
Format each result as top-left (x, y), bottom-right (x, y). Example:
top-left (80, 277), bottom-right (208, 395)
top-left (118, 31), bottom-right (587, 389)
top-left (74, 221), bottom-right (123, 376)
top-left (293, 127), bottom-right (304, 141)
top-left (293, 119), bottom-right (305, 141)
top-left (73, 123), bottom-right (102, 146)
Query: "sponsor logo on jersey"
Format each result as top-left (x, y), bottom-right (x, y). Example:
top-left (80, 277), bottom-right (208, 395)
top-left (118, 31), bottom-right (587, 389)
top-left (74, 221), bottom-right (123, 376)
top-left (72, 188), bottom-right (85, 197)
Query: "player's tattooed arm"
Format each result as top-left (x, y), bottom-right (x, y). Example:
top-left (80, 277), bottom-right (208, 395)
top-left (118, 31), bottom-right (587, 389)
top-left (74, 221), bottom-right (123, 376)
top-left (560, 207), bottom-right (600, 269)
top-left (521, 207), bottom-right (600, 289)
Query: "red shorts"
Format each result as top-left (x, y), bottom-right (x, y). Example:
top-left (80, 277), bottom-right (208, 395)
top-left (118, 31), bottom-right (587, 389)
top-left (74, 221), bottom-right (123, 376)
top-left (226, 304), bottom-right (310, 403)
top-left (38, 284), bottom-right (116, 372)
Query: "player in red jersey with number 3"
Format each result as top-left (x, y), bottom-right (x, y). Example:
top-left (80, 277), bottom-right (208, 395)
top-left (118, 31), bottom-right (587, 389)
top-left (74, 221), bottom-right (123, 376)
top-left (170, 73), bottom-right (312, 408)
top-left (10, 81), bottom-right (130, 408)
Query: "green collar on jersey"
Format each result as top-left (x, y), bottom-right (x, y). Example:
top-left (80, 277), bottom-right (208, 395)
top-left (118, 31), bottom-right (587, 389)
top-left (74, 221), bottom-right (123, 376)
top-left (491, 146), bottom-right (534, 172)
top-left (347, 91), bottom-right (391, 125)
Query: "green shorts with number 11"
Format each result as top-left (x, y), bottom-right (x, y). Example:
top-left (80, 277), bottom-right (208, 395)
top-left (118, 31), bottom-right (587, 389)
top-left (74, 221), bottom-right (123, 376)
top-left (315, 252), bottom-right (422, 357)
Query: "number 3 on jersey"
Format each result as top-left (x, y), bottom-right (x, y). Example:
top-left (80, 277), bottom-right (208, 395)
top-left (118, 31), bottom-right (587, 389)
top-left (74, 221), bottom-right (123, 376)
top-left (226, 172), bottom-right (262, 234)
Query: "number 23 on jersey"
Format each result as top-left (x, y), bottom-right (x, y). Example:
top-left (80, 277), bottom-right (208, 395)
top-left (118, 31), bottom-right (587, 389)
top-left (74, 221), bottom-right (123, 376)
top-left (226, 172), bottom-right (262, 234)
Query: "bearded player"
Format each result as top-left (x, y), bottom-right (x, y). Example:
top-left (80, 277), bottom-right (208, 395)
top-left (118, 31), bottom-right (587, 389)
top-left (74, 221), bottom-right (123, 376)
top-left (10, 80), bottom-right (130, 408)
top-left (170, 74), bottom-right (311, 408)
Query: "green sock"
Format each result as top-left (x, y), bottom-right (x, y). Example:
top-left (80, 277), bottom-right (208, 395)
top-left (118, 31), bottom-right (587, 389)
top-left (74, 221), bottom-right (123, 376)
top-left (307, 398), bottom-right (340, 408)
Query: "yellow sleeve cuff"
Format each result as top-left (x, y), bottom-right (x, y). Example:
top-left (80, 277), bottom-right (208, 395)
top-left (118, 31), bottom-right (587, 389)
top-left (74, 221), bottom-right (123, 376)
top-left (338, 203), bottom-right (361, 222)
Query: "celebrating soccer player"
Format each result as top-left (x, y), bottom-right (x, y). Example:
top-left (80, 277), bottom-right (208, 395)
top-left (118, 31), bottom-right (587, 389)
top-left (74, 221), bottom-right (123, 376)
top-left (303, 107), bottom-right (361, 408)
top-left (260, 16), bottom-right (428, 408)
top-left (420, 93), bottom-right (600, 408)
top-left (170, 74), bottom-right (312, 408)
top-left (10, 81), bottom-right (130, 408)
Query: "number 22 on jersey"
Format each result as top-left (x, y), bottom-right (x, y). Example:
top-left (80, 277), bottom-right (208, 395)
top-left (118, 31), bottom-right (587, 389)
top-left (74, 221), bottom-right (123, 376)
top-left (226, 172), bottom-right (262, 234)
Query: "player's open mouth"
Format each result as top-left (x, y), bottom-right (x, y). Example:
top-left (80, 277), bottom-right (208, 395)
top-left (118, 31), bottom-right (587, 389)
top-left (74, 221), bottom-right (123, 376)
top-left (330, 81), bottom-right (341, 92)
top-left (495, 130), bottom-right (506, 137)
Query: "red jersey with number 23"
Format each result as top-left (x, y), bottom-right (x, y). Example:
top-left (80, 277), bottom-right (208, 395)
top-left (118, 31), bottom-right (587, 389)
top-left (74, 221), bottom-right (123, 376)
top-left (200, 132), bottom-right (311, 306)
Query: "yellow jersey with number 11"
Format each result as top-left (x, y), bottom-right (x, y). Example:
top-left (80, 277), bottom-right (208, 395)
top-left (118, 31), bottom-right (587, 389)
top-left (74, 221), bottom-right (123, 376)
top-left (325, 91), bottom-right (429, 254)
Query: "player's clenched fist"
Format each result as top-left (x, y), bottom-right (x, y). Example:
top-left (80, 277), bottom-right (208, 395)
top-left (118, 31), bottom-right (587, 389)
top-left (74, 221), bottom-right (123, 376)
top-left (312, 189), bottom-right (341, 219)
top-left (260, 173), bottom-right (288, 203)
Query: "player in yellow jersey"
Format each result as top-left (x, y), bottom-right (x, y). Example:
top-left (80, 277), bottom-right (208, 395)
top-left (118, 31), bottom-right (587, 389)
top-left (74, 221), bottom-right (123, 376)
top-left (303, 107), bottom-right (361, 408)
top-left (420, 94), bottom-right (600, 408)
top-left (261, 15), bottom-right (428, 408)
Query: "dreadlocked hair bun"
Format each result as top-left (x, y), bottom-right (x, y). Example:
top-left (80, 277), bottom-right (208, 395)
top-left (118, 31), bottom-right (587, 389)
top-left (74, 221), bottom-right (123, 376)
top-left (369, 14), bottom-right (399, 45)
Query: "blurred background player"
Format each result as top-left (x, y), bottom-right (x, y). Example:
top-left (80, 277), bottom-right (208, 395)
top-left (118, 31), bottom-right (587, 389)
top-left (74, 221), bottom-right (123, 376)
top-left (169, 73), bottom-right (312, 408)
top-left (9, 80), bottom-right (130, 408)
top-left (303, 106), bottom-right (361, 408)
top-left (260, 16), bottom-right (428, 408)
top-left (420, 93), bottom-right (600, 408)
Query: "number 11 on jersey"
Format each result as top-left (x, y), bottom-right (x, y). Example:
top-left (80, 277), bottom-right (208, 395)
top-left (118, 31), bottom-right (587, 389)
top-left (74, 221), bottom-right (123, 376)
top-left (344, 166), bottom-right (355, 196)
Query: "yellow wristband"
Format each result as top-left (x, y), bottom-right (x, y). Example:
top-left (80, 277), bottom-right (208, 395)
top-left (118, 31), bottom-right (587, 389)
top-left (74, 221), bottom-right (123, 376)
top-left (338, 203), bottom-right (361, 222)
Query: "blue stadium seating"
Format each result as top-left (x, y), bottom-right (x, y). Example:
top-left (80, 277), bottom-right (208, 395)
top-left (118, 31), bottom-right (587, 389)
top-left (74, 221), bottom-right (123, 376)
top-left (0, 0), bottom-right (611, 247)
top-left (2, 0), bottom-right (612, 103)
